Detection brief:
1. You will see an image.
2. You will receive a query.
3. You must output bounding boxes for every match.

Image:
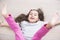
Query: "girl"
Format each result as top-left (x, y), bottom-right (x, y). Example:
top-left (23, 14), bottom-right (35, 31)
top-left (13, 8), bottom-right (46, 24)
top-left (1, 5), bottom-right (60, 40)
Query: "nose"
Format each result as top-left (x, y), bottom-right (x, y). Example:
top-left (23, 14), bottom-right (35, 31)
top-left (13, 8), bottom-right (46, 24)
top-left (31, 14), bottom-right (34, 17)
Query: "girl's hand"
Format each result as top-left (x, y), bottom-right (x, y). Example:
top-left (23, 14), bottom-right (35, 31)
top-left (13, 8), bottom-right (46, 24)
top-left (50, 13), bottom-right (59, 26)
top-left (46, 13), bottom-right (60, 29)
top-left (0, 21), bottom-right (9, 27)
top-left (0, 21), bottom-right (4, 27)
top-left (2, 4), bottom-right (9, 18)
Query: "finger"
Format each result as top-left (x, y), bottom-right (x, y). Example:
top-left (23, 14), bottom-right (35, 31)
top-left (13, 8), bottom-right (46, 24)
top-left (2, 4), bottom-right (7, 15)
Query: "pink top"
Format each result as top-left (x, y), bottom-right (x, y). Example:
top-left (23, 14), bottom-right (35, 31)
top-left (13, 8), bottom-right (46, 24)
top-left (4, 14), bottom-right (51, 40)
top-left (32, 24), bottom-right (51, 40)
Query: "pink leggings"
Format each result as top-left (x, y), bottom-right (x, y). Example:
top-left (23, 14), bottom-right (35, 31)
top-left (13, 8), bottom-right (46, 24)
top-left (4, 14), bottom-right (51, 40)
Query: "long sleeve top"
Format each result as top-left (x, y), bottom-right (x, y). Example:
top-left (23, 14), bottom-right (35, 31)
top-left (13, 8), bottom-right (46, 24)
top-left (4, 14), bottom-right (51, 40)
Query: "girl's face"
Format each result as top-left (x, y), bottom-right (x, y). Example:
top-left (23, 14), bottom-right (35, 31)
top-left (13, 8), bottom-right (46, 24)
top-left (28, 10), bottom-right (39, 23)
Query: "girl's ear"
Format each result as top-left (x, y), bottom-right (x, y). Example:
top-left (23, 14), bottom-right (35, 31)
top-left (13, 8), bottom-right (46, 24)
top-left (38, 19), bottom-right (40, 21)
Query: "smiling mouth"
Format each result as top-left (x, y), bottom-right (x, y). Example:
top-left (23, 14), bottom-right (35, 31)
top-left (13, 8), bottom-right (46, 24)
top-left (30, 17), bottom-right (35, 20)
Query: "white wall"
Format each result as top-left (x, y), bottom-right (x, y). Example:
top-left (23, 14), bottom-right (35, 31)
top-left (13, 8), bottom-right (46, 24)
top-left (0, 0), bottom-right (60, 40)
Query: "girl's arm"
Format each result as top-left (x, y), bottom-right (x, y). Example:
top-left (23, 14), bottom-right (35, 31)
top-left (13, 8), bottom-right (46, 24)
top-left (32, 24), bottom-right (52, 40)
top-left (32, 13), bottom-right (60, 40)
top-left (2, 5), bottom-right (25, 40)
top-left (4, 14), bottom-right (25, 40)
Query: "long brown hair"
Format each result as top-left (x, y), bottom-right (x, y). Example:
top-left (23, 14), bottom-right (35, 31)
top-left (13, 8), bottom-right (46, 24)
top-left (15, 14), bottom-right (26, 23)
top-left (15, 8), bottom-right (44, 23)
top-left (26, 8), bottom-right (44, 21)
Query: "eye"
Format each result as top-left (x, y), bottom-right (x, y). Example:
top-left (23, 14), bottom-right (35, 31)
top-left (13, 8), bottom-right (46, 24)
top-left (34, 13), bottom-right (38, 16)
top-left (29, 13), bottom-right (32, 15)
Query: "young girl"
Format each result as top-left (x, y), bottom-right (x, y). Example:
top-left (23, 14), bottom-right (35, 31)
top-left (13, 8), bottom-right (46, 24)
top-left (1, 5), bottom-right (60, 40)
